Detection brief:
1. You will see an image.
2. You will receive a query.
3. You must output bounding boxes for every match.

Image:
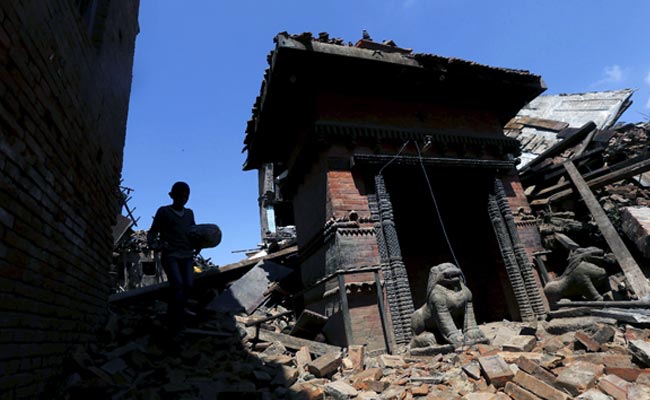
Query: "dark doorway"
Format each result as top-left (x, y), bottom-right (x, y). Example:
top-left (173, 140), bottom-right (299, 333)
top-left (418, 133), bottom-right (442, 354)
top-left (382, 166), bottom-right (511, 322)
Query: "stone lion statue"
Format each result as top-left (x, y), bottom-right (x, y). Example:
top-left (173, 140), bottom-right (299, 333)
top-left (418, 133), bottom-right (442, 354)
top-left (544, 246), bottom-right (609, 304)
top-left (410, 263), bottom-right (488, 349)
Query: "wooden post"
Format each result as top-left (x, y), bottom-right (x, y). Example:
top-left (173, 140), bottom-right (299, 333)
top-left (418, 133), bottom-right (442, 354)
top-left (338, 273), bottom-right (354, 346)
top-left (374, 270), bottom-right (394, 354)
top-left (563, 161), bottom-right (650, 299)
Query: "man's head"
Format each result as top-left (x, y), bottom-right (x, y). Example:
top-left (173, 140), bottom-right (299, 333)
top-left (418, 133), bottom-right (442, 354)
top-left (169, 181), bottom-right (190, 208)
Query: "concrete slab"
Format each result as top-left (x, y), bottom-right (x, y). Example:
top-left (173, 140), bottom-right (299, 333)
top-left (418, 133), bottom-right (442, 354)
top-left (621, 206), bottom-right (650, 258)
top-left (206, 260), bottom-right (292, 314)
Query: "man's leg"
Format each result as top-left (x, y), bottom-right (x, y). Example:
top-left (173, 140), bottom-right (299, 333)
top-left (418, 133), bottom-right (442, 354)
top-left (180, 257), bottom-right (194, 291)
top-left (179, 257), bottom-right (195, 313)
top-left (161, 256), bottom-right (183, 332)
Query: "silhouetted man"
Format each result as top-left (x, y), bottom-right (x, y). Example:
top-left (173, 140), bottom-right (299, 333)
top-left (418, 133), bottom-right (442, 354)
top-left (147, 181), bottom-right (196, 335)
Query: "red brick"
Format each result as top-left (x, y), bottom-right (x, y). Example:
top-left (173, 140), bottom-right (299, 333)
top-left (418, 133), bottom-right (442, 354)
top-left (575, 331), bottom-right (601, 352)
top-left (605, 367), bottom-right (650, 382)
top-left (512, 371), bottom-right (570, 400)
top-left (307, 352), bottom-right (342, 377)
top-left (478, 355), bottom-right (514, 388)
top-left (598, 374), bottom-right (630, 400)
top-left (505, 382), bottom-right (543, 400)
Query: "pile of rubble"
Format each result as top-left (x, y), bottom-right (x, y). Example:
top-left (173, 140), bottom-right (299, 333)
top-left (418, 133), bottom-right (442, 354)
top-left (71, 98), bottom-right (650, 399)
top-left (56, 298), bottom-right (650, 399)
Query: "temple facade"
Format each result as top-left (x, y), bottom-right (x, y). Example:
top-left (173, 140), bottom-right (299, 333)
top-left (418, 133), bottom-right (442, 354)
top-left (244, 33), bottom-right (548, 352)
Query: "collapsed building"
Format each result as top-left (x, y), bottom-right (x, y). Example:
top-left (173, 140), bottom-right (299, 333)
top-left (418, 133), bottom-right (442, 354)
top-left (243, 32), bottom-right (554, 353)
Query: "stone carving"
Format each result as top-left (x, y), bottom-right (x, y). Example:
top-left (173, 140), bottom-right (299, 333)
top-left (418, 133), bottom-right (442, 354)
top-left (410, 263), bottom-right (488, 349)
top-left (544, 246), bottom-right (610, 304)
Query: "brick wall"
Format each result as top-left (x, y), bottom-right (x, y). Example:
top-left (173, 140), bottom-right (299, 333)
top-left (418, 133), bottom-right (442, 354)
top-left (502, 173), bottom-right (532, 215)
top-left (326, 168), bottom-right (386, 350)
top-left (326, 170), bottom-right (371, 219)
top-left (0, 1), bottom-right (139, 397)
top-left (294, 159), bottom-right (388, 350)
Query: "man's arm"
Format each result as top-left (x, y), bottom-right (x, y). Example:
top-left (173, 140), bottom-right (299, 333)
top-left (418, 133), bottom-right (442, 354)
top-left (188, 209), bottom-right (199, 254)
top-left (189, 208), bottom-right (196, 226)
top-left (147, 208), bottom-right (163, 248)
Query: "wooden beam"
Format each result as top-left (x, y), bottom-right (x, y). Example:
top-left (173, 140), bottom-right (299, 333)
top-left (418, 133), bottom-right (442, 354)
top-left (549, 158), bottom-right (650, 202)
top-left (254, 329), bottom-right (342, 356)
top-left (535, 153), bottom-right (647, 199)
top-left (215, 245), bottom-right (298, 274)
top-left (516, 116), bottom-right (569, 132)
top-left (338, 274), bottom-right (354, 346)
top-left (527, 147), bottom-right (604, 188)
top-left (520, 121), bottom-right (596, 176)
top-left (563, 161), bottom-right (650, 298)
top-left (555, 300), bottom-right (650, 308)
top-left (109, 245), bottom-right (298, 304)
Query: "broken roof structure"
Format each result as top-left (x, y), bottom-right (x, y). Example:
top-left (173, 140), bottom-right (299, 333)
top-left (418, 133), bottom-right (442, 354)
top-left (243, 32), bottom-right (546, 171)
top-left (243, 32), bottom-right (549, 353)
top-left (505, 89), bottom-right (634, 167)
top-left (504, 87), bottom-right (650, 302)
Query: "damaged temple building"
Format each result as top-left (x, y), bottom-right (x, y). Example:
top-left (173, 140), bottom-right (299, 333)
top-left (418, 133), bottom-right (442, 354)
top-left (243, 31), bottom-right (553, 353)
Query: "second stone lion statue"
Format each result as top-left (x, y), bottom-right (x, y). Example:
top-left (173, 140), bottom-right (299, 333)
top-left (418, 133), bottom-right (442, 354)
top-left (544, 246), bottom-right (610, 304)
top-left (410, 262), bottom-right (488, 349)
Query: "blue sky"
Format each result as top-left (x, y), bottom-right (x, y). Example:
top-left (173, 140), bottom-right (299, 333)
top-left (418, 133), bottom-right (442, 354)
top-left (122, 0), bottom-right (650, 265)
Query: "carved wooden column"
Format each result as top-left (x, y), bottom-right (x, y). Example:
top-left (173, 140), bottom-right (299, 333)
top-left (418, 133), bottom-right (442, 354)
top-left (371, 174), bottom-right (415, 344)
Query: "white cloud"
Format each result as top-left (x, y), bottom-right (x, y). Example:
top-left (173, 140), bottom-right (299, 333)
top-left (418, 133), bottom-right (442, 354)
top-left (592, 64), bottom-right (625, 87)
top-left (604, 65), bottom-right (623, 82)
top-left (645, 70), bottom-right (650, 86)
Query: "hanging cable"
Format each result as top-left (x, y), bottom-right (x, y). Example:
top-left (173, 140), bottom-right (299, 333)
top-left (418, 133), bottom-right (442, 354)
top-left (378, 140), bottom-right (410, 176)
top-left (414, 141), bottom-right (461, 270)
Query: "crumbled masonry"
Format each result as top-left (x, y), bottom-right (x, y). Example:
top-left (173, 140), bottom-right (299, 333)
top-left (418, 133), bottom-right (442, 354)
top-left (57, 300), bottom-right (650, 399)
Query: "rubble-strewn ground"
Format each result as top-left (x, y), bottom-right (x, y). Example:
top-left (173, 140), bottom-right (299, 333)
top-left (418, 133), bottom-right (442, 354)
top-left (55, 122), bottom-right (650, 399)
top-left (56, 301), bottom-right (650, 400)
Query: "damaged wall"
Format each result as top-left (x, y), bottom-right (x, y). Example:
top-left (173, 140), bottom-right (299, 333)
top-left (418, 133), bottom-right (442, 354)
top-left (0, 1), bottom-right (139, 397)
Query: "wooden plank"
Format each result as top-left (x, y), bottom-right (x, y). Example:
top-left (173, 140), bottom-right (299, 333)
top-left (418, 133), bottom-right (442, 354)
top-left (520, 121), bottom-right (595, 175)
top-left (109, 245), bottom-right (298, 304)
top-left (535, 153), bottom-right (647, 199)
top-left (555, 301), bottom-right (650, 309)
top-left (549, 158), bottom-right (650, 203)
top-left (517, 116), bottom-right (569, 132)
top-left (216, 245), bottom-right (298, 274)
top-left (572, 128), bottom-right (597, 157)
top-left (255, 329), bottom-right (341, 356)
top-left (564, 161), bottom-right (650, 298)
top-left (521, 147), bottom-right (603, 188)
top-left (338, 274), bottom-right (354, 346)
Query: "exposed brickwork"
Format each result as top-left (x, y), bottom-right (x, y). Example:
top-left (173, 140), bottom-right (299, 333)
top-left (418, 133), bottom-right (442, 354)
top-left (0, 1), bottom-right (139, 398)
top-left (502, 173), bottom-right (544, 259)
top-left (348, 294), bottom-right (386, 352)
top-left (326, 169), bottom-right (386, 347)
top-left (502, 173), bottom-right (533, 215)
top-left (327, 170), bottom-right (371, 219)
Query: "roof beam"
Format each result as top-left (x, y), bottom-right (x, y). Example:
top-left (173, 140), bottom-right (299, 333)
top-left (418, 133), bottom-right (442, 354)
top-left (563, 161), bottom-right (650, 299)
